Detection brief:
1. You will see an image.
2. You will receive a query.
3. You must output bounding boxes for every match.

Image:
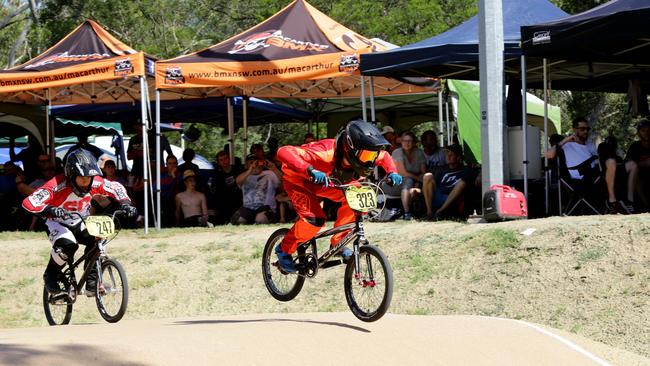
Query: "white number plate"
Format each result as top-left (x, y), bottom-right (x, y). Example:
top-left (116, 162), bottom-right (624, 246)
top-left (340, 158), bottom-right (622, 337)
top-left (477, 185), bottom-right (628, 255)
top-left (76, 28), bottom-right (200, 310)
top-left (85, 216), bottom-right (115, 238)
top-left (345, 186), bottom-right (377, 211)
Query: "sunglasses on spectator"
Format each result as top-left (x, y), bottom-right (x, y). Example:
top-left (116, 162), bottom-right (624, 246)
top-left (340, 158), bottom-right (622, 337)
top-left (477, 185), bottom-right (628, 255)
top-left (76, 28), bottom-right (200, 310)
top-left (576, 127), bottom-right (591, 131)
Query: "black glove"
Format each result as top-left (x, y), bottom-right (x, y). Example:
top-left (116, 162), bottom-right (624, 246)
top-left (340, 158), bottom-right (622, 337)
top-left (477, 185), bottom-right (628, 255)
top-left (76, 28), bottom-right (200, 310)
top-left (44, 206), bottom-right (69, 218)
top-left (120, 204), bottom-right (138, 218)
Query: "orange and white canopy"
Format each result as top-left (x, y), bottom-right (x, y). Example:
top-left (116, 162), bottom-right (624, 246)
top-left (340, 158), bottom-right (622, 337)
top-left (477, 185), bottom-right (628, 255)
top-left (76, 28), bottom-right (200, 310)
top-left (0, 20), bottom-right (147, 105)
top-left (155, 0), bottom-right (434, 98)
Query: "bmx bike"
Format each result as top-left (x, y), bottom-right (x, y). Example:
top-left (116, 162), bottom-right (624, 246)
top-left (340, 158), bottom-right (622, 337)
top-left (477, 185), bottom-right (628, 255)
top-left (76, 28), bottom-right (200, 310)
top-left (43, 210), bottom-right (128, 325)
top-left (262, 178), bottom-right (393, 322)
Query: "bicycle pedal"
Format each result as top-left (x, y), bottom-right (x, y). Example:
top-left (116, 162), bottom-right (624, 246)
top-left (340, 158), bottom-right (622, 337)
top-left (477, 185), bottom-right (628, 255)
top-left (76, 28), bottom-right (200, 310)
top-left (321, 259), bottom-right (343, 269)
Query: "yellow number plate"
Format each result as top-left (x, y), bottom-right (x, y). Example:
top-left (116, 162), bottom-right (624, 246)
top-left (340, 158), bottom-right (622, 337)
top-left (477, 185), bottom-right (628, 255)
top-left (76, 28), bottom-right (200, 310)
top-left (85, 216), bottom-right (115, 238)
top-left (345, 186), bottom-right (378, 211)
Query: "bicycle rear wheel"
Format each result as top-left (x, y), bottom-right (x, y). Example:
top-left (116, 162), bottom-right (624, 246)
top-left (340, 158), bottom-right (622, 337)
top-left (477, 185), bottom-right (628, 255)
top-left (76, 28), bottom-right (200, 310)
top-left (43, 287), bottom-right (72, 326)
top-left (344, 245), bottom-right (393, 322)
top-left (96, 258), bottom-right (128, 323)
top-left (262, 228), bottom-right (304, 301)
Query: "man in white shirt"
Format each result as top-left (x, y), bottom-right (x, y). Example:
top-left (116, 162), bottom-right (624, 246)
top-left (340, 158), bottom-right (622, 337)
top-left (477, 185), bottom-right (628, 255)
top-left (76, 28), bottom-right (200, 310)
top-left (546, 117), bottom-right (634, 214)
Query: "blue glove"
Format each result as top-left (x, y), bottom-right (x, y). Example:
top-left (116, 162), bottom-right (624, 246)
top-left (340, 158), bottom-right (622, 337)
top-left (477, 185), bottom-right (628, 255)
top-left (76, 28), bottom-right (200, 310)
top-left (388, 172), bottom-right (403, 186)
top-left (307, 167), bottom-right (329, 186)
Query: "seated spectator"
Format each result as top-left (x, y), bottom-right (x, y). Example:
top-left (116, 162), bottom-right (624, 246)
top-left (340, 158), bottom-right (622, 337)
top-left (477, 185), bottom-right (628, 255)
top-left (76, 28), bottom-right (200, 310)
top-left (101, 159), bottom-right (127, 186)
top-left (250, 143), bottom-right (266, 160)
top-left (422, 144), bottom-right (475, 220)
top-left (625, 119), bottom-right (650, 211)
top-left (175, 170), bottom-right (209, 227)
top-left (421, 130), bottom-right (446, 174)
top-left (381, 125), bottom-right (398, 153)
top-left (546, 117), bottom-right (635, 214)
top-left (303, 133), bottom-right (316, 144)
top-left (231, 154), bottom-right (281, 225)
top-left (392, 131), bottom-right (427, 220)
top-left (177, 148), bottom-right (199, 177)
top-left (210, 150), bottom-right (244, 224)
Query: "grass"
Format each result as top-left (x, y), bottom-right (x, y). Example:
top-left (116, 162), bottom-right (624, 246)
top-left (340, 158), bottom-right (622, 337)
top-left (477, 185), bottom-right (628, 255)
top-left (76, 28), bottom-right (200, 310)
top-left (0, 216), bottom-right (648, 358)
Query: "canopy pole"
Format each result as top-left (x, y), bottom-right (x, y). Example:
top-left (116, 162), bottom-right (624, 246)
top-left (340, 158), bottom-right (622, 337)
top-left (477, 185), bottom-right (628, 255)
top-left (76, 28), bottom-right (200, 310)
top-left (45, 89), bottom-right (53, 158)
top-left (445, 101), bottom-right (451, 145)
top-left (369, 76), bottom-right (376, 122)
top-left (438, 91), bottom-right (444, 144)
top-left (521, 55), bottom-right (529, 202)
top-left (243, 97), bottom-right (249, 156)
top-left (543, 58), bottom-right (550, 215)
top-left (155, 89), bottom-right (162, 231)
top-left (139, 76), bottom-right (149, 234)
top-left (227, 97), bottom-right (235, 165)
top-left (360, 76), bottom-right (367, 122)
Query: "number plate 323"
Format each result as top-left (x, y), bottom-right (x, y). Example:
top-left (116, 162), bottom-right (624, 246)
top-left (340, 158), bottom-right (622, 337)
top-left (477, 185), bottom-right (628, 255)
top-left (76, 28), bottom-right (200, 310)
top-left (345, 186), bottom-right (377, 211)
top-left (85, 216), bottom-right (115, 238)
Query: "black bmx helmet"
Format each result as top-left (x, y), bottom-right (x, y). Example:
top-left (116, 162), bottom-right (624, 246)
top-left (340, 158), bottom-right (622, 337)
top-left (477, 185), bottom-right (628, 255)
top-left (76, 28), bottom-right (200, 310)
top-left (64, 149), bottom-right (102, 196)
top-left (335, 119), bottom-right (391, 177)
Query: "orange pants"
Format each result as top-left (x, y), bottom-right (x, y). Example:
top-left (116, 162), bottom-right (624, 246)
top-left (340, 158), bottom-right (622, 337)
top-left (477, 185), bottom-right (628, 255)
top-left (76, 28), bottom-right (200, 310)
top-left (279, 180), bottom-right (355, 254)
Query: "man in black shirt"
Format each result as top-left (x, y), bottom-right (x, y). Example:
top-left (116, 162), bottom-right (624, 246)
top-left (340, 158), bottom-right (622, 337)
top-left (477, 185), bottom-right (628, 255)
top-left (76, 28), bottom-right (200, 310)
top-left (626, 119), bottom-right (650, 211)
top-left (210, 150), bottom-right (244, 224)
top-left (422, 144), bottom-right (474, 219)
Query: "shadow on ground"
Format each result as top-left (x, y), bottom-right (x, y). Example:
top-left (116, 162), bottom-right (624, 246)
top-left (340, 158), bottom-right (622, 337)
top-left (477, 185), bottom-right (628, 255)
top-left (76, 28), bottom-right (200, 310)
top-left (0, 343), bottom-right (146, 366)
top-left (172, 317), bottom-right (371, 333)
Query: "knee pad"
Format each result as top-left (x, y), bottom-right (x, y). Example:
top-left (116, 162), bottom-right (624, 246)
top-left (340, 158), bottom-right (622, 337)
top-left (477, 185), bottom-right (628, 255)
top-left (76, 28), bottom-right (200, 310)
top-left (51, 239), bottom-right (78, 266)
top-left (305, 216), bottom-right (326, 227)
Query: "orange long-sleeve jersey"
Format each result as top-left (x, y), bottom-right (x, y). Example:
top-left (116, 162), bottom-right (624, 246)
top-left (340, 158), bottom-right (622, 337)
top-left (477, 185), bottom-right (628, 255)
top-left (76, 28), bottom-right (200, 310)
top-left (276, 139), bottom-right (397, 184)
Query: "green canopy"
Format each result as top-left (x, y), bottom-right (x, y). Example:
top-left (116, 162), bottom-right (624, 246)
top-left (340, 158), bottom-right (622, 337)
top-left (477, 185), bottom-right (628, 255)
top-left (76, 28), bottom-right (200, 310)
top-left (448, 79), bottom-right (561, 164)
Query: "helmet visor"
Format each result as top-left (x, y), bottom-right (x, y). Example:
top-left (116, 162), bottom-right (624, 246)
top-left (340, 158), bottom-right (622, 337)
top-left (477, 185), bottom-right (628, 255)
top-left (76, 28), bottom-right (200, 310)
top-left (357, 149), bottom-right (379, 164)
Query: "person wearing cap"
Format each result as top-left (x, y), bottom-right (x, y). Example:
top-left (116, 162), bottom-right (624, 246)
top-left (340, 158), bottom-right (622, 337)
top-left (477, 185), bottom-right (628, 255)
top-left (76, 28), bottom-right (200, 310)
top-left (231, 154), bottom-right (281, 225)
top-left (422, 143), bottom-right (475, 220)
top-left (175, 169), bottom-right (209, 227)
top-left (625, 119), bottom-right (650, 210)
top-left (381, 125), bottom-right (398, 153)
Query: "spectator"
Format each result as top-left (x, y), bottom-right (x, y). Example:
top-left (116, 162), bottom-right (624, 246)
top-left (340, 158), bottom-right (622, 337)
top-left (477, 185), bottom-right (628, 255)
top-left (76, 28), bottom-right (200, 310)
top-left (303, 133), bottom-right (316, 144)
top-left (231, 154), bottom-right (281, 225)
top-left (626, 119), bottom-right (650, 211)
top-left (250, 143), bottom-right (266, 160)
top-left (160, 155), bottom-right (181, 227)
top-left (62, 133), bottom-right (104, 163)
top-left (175, 170), bottom-right (209, 227)
top-left (176, 148), bottom-right (199, 178)
top-left (546, 117), bottom-right (635, 214)
top-left (381, 125), bottom-right (398, 153)
top-left (392, 131), bottom-right (427, 220)
top-left (421, 130), bottom-right (446, 174)
top-left (211, 150), bottom-right (244, 224)
top-left (9, 135), bottom-right (44, 183)
top-left (422, 144), bottom-right (475, 220)
top-left (101, 159), bottom-right (127, 186)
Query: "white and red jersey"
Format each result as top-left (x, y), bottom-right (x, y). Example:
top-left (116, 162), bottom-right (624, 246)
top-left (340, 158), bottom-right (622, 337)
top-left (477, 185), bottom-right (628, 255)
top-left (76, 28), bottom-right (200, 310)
top-left (22, 174), bottom-right (131, 226)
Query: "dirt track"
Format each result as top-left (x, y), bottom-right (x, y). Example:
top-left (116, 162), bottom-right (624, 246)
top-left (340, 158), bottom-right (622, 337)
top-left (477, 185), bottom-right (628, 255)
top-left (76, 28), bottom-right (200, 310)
top-left (1, 313), bottom-right (647, 366)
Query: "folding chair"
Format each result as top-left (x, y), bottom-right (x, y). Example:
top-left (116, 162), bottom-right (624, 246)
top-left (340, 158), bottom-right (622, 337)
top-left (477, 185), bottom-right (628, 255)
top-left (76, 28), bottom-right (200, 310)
top-left (556, 147), bottom-right (603, 216)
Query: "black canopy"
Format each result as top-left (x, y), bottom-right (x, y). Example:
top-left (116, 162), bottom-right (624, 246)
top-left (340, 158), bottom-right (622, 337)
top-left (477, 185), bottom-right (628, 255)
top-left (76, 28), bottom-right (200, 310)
top-left (521, 0), bottom-right (650, 92)
top-left (360, 0), bottom-right (566, 79)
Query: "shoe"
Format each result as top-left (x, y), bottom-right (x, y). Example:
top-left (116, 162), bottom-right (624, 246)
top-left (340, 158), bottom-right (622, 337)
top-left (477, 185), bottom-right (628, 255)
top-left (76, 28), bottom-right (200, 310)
top-left (85, 281), bottom-right (96, 297)
top-left (43, 271), bottom-right (63, 295)
top-left (402, 212), bottom-right (413, 221)
top-left (275, 244), bottom-right (296, 273)
top-left (336, 247), bottom-right (353, 260)
top-left (621, 200), bottom-right (636, 214)
top-left (605, 200), bottom-right (629, 215)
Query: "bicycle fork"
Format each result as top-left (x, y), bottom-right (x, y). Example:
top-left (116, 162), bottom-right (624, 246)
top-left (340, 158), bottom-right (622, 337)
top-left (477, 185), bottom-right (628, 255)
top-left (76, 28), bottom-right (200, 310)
top-left (353, 219), bottom-right (376, 288)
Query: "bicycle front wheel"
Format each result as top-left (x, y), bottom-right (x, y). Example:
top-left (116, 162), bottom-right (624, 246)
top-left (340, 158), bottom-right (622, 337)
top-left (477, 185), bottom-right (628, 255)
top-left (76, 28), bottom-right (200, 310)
top-left (344, 245), bottom-right (393, 322)
top-left (43, 287), bottom-right (73, 326)
top-left (96, 258), bottom-right (128, 323)
top-left (262, 228), bottom-right (305, 301)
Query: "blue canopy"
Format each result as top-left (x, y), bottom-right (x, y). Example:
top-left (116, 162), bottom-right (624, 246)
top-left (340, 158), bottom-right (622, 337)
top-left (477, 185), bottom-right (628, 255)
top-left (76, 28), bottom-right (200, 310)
top-left (521, 0), bottom-right (650, 92)
top-left (360, 0), bottom-right (567, 79)
top-left (51, 97), bottom-right (311, 133)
